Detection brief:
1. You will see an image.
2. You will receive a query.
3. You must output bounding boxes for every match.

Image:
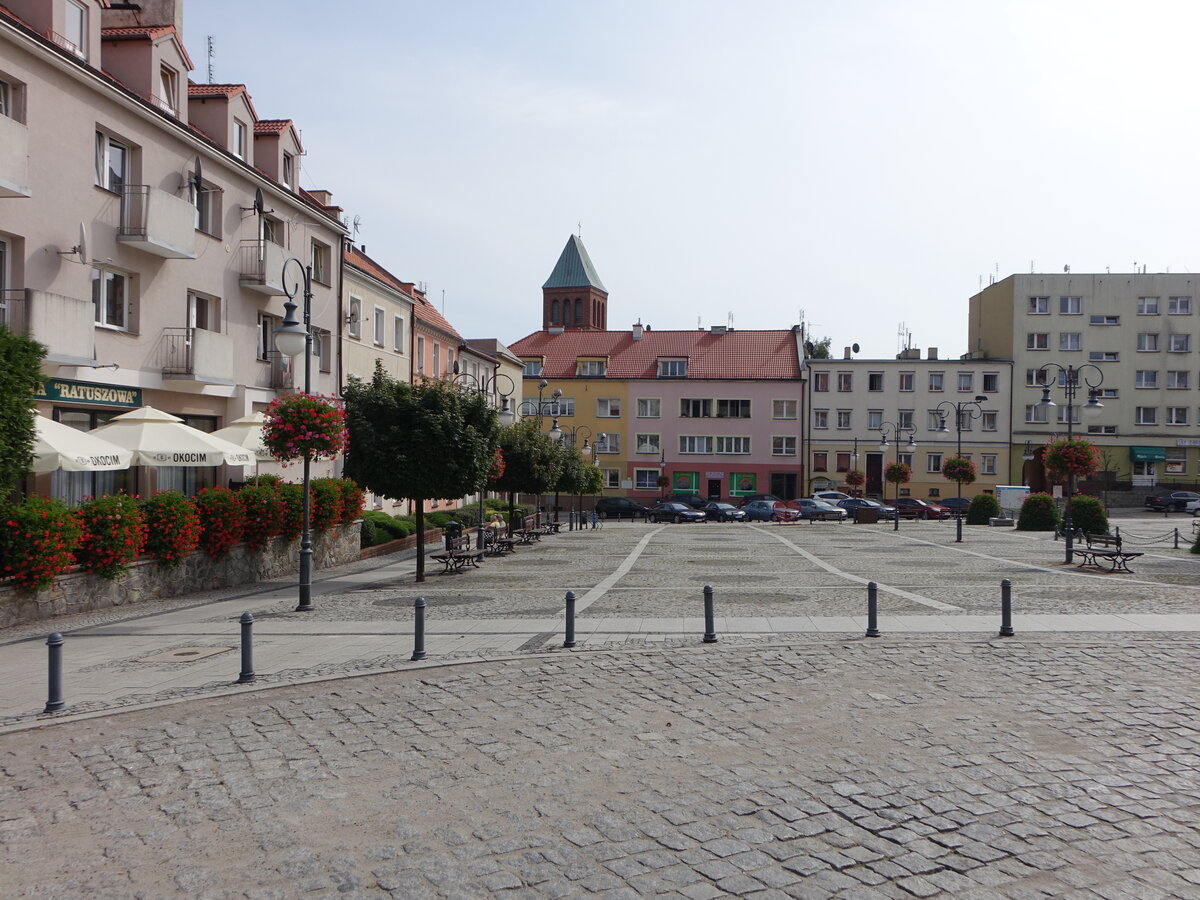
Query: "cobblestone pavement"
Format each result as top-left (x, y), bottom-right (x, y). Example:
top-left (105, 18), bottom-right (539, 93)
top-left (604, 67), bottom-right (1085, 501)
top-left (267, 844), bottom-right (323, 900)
top-left (3, 635), bottom-right (1200, 898)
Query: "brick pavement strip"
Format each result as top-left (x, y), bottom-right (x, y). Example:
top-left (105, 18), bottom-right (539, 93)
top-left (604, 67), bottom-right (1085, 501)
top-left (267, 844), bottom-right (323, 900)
top-left (2, 637), bottom-right (1199, 897)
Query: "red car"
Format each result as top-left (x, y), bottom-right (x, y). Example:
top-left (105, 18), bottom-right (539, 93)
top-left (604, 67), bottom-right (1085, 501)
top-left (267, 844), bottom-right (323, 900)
top-left (893, 498), bottom-right (952, 520)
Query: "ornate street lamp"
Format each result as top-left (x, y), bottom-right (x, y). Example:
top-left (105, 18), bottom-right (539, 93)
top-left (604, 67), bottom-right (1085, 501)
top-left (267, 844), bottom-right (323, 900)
top-left (934, 395), bottom-right (989, 543)
top-left (451, 363), bottom-right (515, 548)
top-left (877, 420), bottom-right (916, 532)
top-left (555, 424), bottom-right (593, 530)
top-left (500, 379), bottom-right (561, 526)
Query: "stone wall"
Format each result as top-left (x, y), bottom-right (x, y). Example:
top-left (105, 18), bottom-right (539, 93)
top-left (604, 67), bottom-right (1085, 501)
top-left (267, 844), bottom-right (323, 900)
top-left (0, 522), bottom-right (360, 629)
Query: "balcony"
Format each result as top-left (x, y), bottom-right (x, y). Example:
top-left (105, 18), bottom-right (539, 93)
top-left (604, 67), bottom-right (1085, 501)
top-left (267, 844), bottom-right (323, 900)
top-left (0, 289), bottom-right (23, 331)
top-left (23, 290), bottom-right (95, 366)
top-left (255, 350), bottom-right (293, 391)
top-left (238, 240), bottom-right (287, 295)
top-left (0, 115), bottom-right (30, 197)
top-left (118, 186), bottom-right (197, 259)
top-left (160, 327), bottom-right (234, 386)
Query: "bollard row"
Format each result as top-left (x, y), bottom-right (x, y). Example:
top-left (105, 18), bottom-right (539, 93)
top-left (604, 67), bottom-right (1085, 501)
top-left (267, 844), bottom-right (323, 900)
top-left (864, 579), bottom-right (1016, 638)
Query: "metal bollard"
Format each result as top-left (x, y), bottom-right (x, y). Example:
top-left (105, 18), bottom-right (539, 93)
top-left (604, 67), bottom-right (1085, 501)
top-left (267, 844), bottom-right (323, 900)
top-left (564, 591), bottom-right (576, 648)
top-left (236, 612), bottom-right (256, 683)
top-left (411, 597), bottom-right (427, 661)
top-left (44, 632), bottom-right (65, 713)
top-left (865, 581), bottom-right (880, 638)
top-left (703, 585), bottom-right (718, 643)
top-left (999, 579), bottom-right (1015, 637)
top-left (1174, 528), bottom-right (1180, 550)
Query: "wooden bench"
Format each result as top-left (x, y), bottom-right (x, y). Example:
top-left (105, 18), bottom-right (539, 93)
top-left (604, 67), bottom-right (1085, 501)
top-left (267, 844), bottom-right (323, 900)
top-left (429, 534), bottom-right (484, 574)
top-left (1075, 532), bottom-right (1142, 574)
top-left (513, 529), bottom-right (540, 544)
top-left (483, 530), bottom-right (515, 556)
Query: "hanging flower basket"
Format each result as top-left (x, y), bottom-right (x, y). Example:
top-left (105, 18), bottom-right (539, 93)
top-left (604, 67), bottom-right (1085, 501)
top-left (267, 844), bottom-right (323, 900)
top-left (1043, 436), bottom-right (1099, 479)
top-left (941, 456), bottom-right (977, 485)
top-left (844, 469), bottom-right (865, 488)
top-left (263, 392), bottom-right (348, 463)
top-left (487, 448), bottom-right (506, 484)
top-left (884, 462), bottom-right (912, 485)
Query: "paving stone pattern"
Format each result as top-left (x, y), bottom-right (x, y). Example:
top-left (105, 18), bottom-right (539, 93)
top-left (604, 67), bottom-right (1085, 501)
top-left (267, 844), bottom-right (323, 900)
top-left (3, 637), bottom-right (1200, 898)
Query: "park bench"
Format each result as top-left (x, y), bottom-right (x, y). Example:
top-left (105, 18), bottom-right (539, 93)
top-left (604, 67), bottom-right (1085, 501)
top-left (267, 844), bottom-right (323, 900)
top-left (1075, 532), bottom-right (1142, 574)
top-left (483, 530), bottom-right (515, 556)
top-left (430, 533), bottom-right (484, 574)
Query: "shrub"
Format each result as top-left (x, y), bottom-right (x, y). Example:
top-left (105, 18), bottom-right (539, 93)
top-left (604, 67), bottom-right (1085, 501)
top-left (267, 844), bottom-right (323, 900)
top-left (141, 491), bottom-right (201, 568)
top-left (1067, 495), bottom-right (1108, 536)
top-left (239, 483), bottom-right (284, 551)
top-left (195, 487), bottom-right (245, 558)
top-left (424, 511), bottom-right (458, 529)
top-left (244, 474), bottom-right (282, 487)
top-left (277, 482), bottom-right (305, 541)
top-left (359, 516), bottom-right (377, 548)
top-left (338, 478), bottom-right (364, 524)
top-left (1017, 492), bottom-right (1060, 531)
top-left (310, 478), bottom-right (344, 532)
top-left (966, 493), bottom-right (1000, 525)
top-left (74, 494), bottom-right (147, 579)
top-left (360, 510), bottom-right (412, 547)
top-left (0, 496), bottom-right (82, 592)
top-left (1192, 528), bottom-right (1200, 555)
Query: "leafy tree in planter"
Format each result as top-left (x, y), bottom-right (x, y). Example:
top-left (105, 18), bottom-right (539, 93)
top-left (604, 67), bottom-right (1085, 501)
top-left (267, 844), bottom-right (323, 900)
top-left (492, 420), bottom-right (563, 530)
top-left (0, 326), bottom-right (46, 502)
top-left (343, 363), bottom-right (500, 582)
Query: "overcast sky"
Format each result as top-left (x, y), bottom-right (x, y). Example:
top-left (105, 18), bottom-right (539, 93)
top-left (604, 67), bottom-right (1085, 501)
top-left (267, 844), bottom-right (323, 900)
top-left (185, 1), bottom-right (1200, 359)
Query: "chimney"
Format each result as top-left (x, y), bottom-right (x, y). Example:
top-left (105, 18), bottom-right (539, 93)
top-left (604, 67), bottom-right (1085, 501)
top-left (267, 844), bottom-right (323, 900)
top-left (843, 346), bottom-right (853, 359)
top-left (927, 347), bottom-right (939, 360)
top-left (308, 189), bottom-right (334, 207)
top-left (710, 325), bottom-right (727, 334)
top-left (632, 320), bottom-right (643, 341)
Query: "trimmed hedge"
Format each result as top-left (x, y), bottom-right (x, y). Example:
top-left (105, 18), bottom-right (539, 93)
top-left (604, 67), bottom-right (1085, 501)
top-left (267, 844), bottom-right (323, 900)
top-left (1067, 495), bottom-right (1108, 536)
top-left (1017, 493), bottom-right (1060, 531)
top-left (966, 493), bottom-right (1000, 525)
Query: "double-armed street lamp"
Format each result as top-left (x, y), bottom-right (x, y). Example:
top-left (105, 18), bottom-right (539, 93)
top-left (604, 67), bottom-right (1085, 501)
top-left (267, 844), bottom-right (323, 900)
top-left (451, 363), bottom-right (516, 549)
top-left (555, 423), bottom-right (594, 530)
top-left (877, 420), bottom-right (916, 532)
top-left (498, 379), bottom-right (562, 525)
top-left (1036, 363), bottom-right (1104, 563)
top-left (934, 395), bottom-right (989, 543)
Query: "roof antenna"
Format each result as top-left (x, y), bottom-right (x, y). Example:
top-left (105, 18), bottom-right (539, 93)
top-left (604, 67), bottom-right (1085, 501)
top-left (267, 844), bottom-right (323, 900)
top-left (577, 221), bottom-right (582, 239)
top-left (206, 35), bottom-right (215, 84)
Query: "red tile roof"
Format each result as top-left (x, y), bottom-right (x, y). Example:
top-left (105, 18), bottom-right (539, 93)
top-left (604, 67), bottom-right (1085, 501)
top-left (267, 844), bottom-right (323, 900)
top-left (508, 328), bottom-right (802, 380)
top-left (412, 296), bottom-right (463, 342)
top-left (254, 118), bottom-right (291, 135)
top-left (188, 82), bottom-right (246, 97)
top-left (100, 23), bottom-right (194, 69)
top-left (344, 246), bottom-right (415, 299)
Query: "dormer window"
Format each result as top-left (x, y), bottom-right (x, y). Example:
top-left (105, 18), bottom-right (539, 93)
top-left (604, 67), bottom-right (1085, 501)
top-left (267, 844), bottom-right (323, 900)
top-left (577, 359), bottom-right (606, 377)
top-left (522, 358), bottom-right (543, 377)
top-left (282, 152), bottom-right (294, 189)
top-left (232, 119), bottom-right (247, 160)
top-left (64, 1), bottom-right (87, 58)
top-left (658, 358), bottom-right (687, 378)
top-left (158, 66), bottom-right (179, 116)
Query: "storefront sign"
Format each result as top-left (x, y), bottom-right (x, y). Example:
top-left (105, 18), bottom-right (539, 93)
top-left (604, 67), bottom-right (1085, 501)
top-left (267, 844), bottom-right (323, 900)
top-left (1130, 446), bottom-right (1166, 462)
top-left (36, 378), bottom-right (142, 408)
top-left (1177, 439), bottom-right (1200, 448)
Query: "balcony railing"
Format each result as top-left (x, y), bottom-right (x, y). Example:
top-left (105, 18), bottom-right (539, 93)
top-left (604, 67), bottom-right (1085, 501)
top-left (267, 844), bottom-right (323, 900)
top-left (160, 327), bottom-right (193, 376)
top-left (118, 186), bottom-right (197, 258)
top-left (160, 326), bottom-right (234, 384)
top-left (238, 240), bottom-right (287, 295)
top-left (0, 288), bottom-right (25, 332)
top-left (255, 350), bottom-right (293, 391)
top-left (46, 30), bottom-right (85, 58)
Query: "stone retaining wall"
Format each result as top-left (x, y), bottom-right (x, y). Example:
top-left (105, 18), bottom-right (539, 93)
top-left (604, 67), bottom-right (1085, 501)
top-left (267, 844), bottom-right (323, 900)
top-left (0, 522), bottom-right (360, 629)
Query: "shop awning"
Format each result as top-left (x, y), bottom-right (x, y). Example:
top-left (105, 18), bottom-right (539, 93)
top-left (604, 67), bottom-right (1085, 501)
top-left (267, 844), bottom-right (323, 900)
top-left (1130, 446), bottom-right (1166, 462)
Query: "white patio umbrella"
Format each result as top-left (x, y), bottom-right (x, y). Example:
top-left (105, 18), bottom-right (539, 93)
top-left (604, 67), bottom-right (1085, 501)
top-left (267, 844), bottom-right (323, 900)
top-left (31, 414), bottom-right (133, 473)
top-left (210, 412), bottom-right (272, 462)
top-left (89, 406), bottom-right (255, 467)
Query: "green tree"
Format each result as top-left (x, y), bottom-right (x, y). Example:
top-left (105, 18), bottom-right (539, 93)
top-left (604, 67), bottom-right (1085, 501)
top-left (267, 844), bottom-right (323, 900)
top-left (0, 326), bottom-right (46, 502)
top-left (807, 336), bottom-right (833, 359)
top-left (343, 364), bottom-right (500, 581)
top-left (492, 420), bottom-right (563, 528)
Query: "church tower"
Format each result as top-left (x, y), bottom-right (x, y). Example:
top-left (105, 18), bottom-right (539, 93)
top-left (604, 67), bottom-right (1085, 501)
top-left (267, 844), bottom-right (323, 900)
top-left (542, 235), bottom-right (608, 331)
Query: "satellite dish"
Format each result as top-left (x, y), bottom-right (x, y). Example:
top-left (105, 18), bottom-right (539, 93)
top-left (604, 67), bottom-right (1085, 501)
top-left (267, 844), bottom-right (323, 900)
top-left (804, 341), bottom-right (814, 356)
top-left (77, 222), bottom-right (87, 263)
top-left (852, 342), bottom-right (860, 354)
top-left (193, 155), bottom-right (203, 191)
top-left (254, 188), bottom-right (264, 215)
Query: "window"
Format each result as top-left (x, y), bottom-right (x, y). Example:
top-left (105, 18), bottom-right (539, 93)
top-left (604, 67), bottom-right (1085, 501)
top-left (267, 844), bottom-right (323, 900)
top-left (191, 175), bottom-right (220, 237)
top-left (1137, 333), bottom-right (1159, 352)
top-left (928, 372), bottom-right (944, 391)
top-left (1059, 296), bottom-right (1081, 315)
top-left (1167, 296), bottom-right (1191, 315)
top-left (1087, 424), bottom-right (1117, 435)
top-left (95, 132), bottom-right (127, 193)
top-left (601, 469), bottom-right (621, 489)
top-left (1027, 333), bottom-right (1049, 350)
top-left (772, 436), bottom-right (796, 456)
top-left (927, 410), bottom-right (943, 431)
top-left (64, 0), bottom-right (87, 57)
top-left (680, 399), bottom-right (712, 418)
top-left (1166, 371), bottom-right (1189, 389)
top-left (982, 373), bottom-right (999, 393)
top-left (898, 372), bottom-right (914, 392)
top-left (1056, 406), bottom-right (1079, 425)
top-left (261, 216), bottom-right (283, 247)
top-left (393, 315), bottom-right (405, 352)
top-left (634, 470), bottom-right (658, 490)
top-left (1059, 333), bottom-right (1081, 351)
top-left (232, 119), bottom-right (247, 160)
top-left (772, 399), bottom-right (797, 419)
top-left (1025, 404), bottom-right (1049, 424)
top-left (982, 411), bottom-right (997, 431)
top-left (1135, 406), bottom-right (1157, 426)
top-left (981, 454), bottom-right (997, 475)
top-left (635, 434), bottom-right (660, 454)
top-left (0, 78), bottom-right (10, 119)
top-left (282, 152), bottom-right (294, 189)
top-left (522, 359), bottom-right (543, 376)
top-left (1137, 297), bottom-right (1159, 315)
top-left (836, 410), bottom-right (851, 429)
top-left (1089, 351), bottom-right (1119, 362)
top-left (837, 372), bottom-right (852, 392)
top-left (813, 410), bottom-right (828, 429)
top-left (373, 306), bottom-right (385, 346)
top-left (91, 267), bottom-right (130, 330)
top-left (348, 297), bottom-right (362, 339)
top-left (578, 360), bottom-right (606, 377)
top-left (1028, 296), bottom-right (1049, 314)
top-left (812, 451), bottom-right (828, 472)
top-left (868, 372), bottom-right (883, 391)
top-left (657, 359), bottom-right (687, 378)
top-left (897, 452), bottom-right (913, 469)
top-left (311, 241), bottom-right (330, 285)
top-left (1167, 407), bottom-right (1189, 425)
top-left (186, 291), bottom-right (218, 331)
top-left (597, 398), bottom-right (621, 418)
top-left (926, 453), bottom-right (943, 474)
top-left (1165, 450), bottom-right (1187, 475)
top-left (595, 433), bottom-right (619, 453)
top-left (957, 373), bottom-right (974, 392)
top-left (813, 372), bottom-right (829, 392)
top-left (897, 410), bottom-right (914, 429)
top-left (256, 312), bottom-right (278, 361)
top-left (432, 343), bottom-right (440, 376)
top-left (313, 328), bottom-right (331, 373)
top-left (636, 398), bottom-right (661, 418)
top-left (715, 436), bottom-right (750, 454)
top-left (415, 335), bottom-right (424, 373)
top-left (867, 410), bottom-right (883, 430)
top-left (716, 399), bottom-right (750, 418)
top-left (1135, 370), bottom-right (1158, 389)
top-left (547, 397), bottom-right (575, 417)
top-left (1089, 314), bottom-right (1120, 325)
top-left (679, 435), bottom-right (712, 454)
top-left (155, 65), bottom-right (179, 115)
top-left (1168, 334), bottom-right (1190, 352)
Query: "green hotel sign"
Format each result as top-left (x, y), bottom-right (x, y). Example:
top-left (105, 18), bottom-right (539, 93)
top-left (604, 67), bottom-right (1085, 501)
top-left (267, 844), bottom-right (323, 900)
top-left (35, 378), bottom-right (142, 408)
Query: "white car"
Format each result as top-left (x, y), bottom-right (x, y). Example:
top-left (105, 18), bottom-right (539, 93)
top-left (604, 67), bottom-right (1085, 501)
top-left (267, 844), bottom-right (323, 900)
top-left (1187, 498), bottom-right (1200, 515)
top-left (812, 490), bottom-right (852, 503)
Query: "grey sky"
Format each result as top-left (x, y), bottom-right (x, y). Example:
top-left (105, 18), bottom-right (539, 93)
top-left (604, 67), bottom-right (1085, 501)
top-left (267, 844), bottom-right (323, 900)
top-left (186, 1), bottom-right (1200, 358)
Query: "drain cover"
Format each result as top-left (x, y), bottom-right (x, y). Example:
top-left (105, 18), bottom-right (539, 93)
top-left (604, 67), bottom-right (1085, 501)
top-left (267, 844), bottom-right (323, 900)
top-left (136, 646), bottom-right (232, 663)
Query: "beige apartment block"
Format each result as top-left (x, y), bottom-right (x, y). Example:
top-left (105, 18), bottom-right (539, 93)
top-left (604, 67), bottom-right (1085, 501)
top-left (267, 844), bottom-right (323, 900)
top-left (806, 351), bottom-right (1013, 503)
top-left (969, 274), bottom-right (1200, 489)
top-left (0, 0), bottom-right (347, 501)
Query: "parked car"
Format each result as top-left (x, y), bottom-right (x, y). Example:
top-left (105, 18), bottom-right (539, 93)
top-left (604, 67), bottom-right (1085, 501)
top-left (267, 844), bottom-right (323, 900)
top-left (893, 498), bottom-right (952, 520)
top-left (812, 491), bottom-right (852, 503)
top-left (837, 497), bottom-right (897, 521)
top-left (595, 497), bottom-right (650, 520)
top-left (736, 493), bottom-right (782, 508)
top-left (1187, 498), bottom-right (1200, 515)
top-left (672, 494), bottom-right (712, 509)
top-left (700, 501), bottom-right (747, 522)
top-left (649, 501), bottom-right (706, 523)
top-left (937, 497), bottom-right (972, 512)
top-left (787, 498), bottom-right (848, 521)
top-left (743, 500), bottom-right (799, 522)
top-left (1144, 491), bottom-right (1200, 513)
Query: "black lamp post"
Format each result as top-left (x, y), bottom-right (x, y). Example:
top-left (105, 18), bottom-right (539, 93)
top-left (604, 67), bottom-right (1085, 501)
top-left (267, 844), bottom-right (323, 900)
top-left (451, 363), bottom-right (515, 549)
top-left (555, 424), bottom-right (592, 530)
top-left (273, 258), bottom-right (314, 612)
top-left (877, 420), bottom-right (916, 532)
top-left (934, 395), bottom-right (989, 543)
top-left (501, 379), bottom-right (561, 526)
top-left (1036, 363), bottom-right (1104, 563)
